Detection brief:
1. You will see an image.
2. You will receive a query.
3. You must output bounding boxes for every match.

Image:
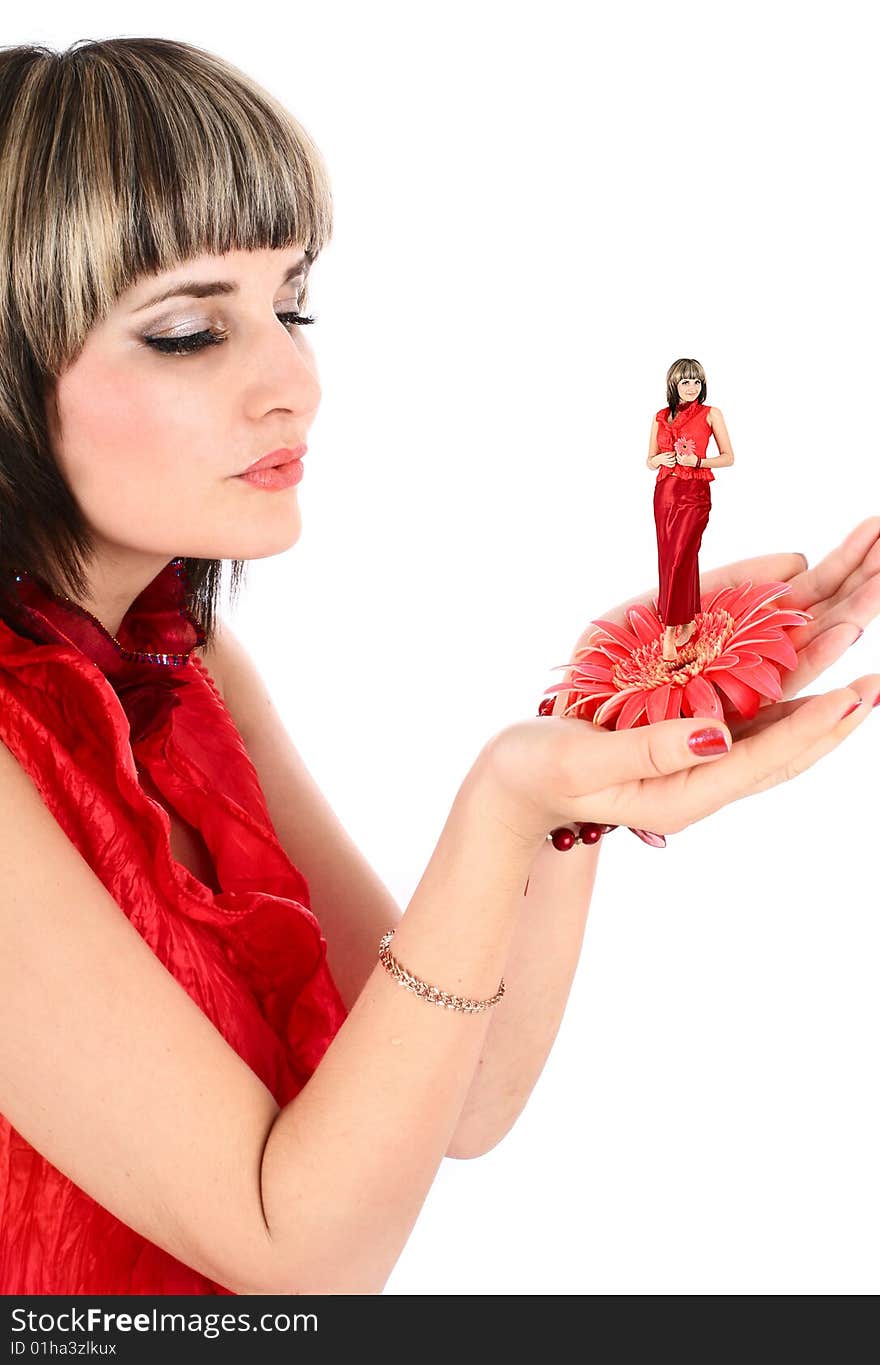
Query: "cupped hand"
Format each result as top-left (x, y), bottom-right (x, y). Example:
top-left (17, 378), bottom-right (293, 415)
top-left (506, 515), bottom-right (880, 839)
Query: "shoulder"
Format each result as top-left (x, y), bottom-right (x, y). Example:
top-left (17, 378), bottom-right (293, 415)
top-left (706, 405), bottom-right (722, 425)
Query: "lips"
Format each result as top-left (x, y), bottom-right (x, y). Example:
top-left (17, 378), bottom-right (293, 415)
top-left (238, 444), bottom-right (307, 475)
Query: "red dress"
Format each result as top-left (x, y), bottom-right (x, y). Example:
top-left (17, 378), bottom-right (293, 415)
top-left (0, 558), bottom-right (349, 1294)
top-left (653, 400), bottom-right (715, 627)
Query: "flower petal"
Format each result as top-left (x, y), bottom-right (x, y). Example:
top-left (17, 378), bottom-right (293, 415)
top-left (645, 683), bottom-right (674, 724)
top-left (703, 583), bottom-right (738, 615)
top-left (720, 579), bottom-right (757, 617)
top-left (683, 674), bottom-right (725, 720)
top-left (725, 648), bottom-right (763, 669)
top-left (594, 686), bottom-right (643, 726)
top-left (625, 603), bottom-right (662, 645)
top-left (571, 662), bottom-right (615, 682)
top-left (616, 690), bottom-right (650, 728)
top-left (756, 610), bottom-right (812, 628)
top-left (733, 660), bottom-right (784, 700)
top-left (736, 634), bottom-right (799, 670)
top-left (628, 827), bottom-right (667, 848)
top-left (589, 618), bottom-right (641, 651)
top-left (711, 668), bottom-right (763, 719)
top-left (543, 681), bottom-right (611, 700)
top-left (732, 581), bottom-right (793, 627)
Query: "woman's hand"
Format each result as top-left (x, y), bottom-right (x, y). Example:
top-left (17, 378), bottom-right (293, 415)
top-left (675, 450), bottom-right (699, 466)
top-left (657, 451), bottom-right (676, 467)
top-left (481, 518), bottom-right (880, 846)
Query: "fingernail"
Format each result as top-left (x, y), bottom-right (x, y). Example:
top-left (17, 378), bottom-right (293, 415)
top-left (850, 627), bottom-right (864, 646)
top-left (687, 726), bottom-right (730, 756)
top-left (872, 693), bottom-right (880, 709)
top-left (842, 700), bottom-right (862, 718)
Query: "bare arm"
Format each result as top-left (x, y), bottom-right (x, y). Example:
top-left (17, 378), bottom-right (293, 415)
top-left (448, 688), bottom-right (600, 1156)
top-left (0, 736), bottom-right (542, 1296)
top-left (647, 416), bottom-right (674, 469)
top-left (699, 407), bottom-right (735, 469)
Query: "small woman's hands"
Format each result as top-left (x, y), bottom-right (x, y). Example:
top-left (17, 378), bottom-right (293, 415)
top-left (674, 450), bottom-right (699, 466)
top-left (482, 517), bottom-right (880, 848)
top-left (657, 451), bottom-right (676, 467)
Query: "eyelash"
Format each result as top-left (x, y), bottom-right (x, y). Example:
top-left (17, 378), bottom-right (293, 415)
top-left (143, 311), bottom-right (316, 356)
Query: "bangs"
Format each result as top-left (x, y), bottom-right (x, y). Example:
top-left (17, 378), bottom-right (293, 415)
top-left (2, 36), bottom-right (333, 375)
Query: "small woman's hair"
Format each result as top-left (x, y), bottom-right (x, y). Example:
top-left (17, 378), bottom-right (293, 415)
top-left (0, 37), bottom-right (333, 644)
top-left (665, 358), bottom-right (707, 416)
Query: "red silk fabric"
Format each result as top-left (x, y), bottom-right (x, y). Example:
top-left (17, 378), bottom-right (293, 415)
top-left (653, 400), bottom-right (715, 483)
top-left (0, 559), bottom-right (348, 1293)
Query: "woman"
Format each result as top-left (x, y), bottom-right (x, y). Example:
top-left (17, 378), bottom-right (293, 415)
top-left (0, 38), bottom-right (878, 1296)
top-left (648, 360), bottom-right (734, 661)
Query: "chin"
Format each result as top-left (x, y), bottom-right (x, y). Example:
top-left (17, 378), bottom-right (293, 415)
top-left (183, 516), bottom-right (303, 563)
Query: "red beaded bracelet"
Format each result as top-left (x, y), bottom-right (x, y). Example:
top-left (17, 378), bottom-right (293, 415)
top-left (537, 695), bottom-right (667, 851)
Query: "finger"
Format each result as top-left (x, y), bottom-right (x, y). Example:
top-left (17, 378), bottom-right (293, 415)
top-left (783, 541), bottom-right (880, 661)
top-left (774, 673), bottom-right (880, 780)
top-left (778, 614), bottom-right (874, 699)
top-left (559, 715), bottom-right (732, 797)
top-left (675, 677), bottom-right (879, 823)
top-left (727, 667), bottom-right (866, 740)
top-left (785, 516), bottom-right (880, 609)
top-left (727, 693), bottom-right (814, 743)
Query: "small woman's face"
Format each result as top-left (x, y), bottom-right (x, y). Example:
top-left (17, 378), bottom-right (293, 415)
top-left (677, 377), bottom-right (701, 402)
top-left (46, 246), bottom-right (321, 567)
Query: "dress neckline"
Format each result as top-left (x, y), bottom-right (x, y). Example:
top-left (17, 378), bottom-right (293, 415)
top-left (665, 399), bottom-right (704, 428)
top-left (1, 557), bottom-right (205, 686)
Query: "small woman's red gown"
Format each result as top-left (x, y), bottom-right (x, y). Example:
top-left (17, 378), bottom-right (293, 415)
top-left (652, 400), bottom-right (715, 627)
top-left (0, 558), bottom-right (349, 1294)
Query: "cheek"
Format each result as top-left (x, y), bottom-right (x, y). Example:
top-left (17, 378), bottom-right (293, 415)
top-left (53, 360), bottom-right (211, 521)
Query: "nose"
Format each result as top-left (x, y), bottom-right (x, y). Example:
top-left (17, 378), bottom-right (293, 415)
top-left (251, 323), bottom-right (322, 418)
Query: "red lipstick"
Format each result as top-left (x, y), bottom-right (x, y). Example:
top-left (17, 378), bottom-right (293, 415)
top-left (235, 444), bottom-right (306, 490)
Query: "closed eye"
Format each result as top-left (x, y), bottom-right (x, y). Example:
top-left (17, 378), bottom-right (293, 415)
top-left (143, 312), bottom-right (316, 356)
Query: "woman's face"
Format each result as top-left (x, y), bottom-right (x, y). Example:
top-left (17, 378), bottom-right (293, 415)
top-left (677, 377), bottom-right (701, 403)
top-left (47, 245), bottom-right (321, 576)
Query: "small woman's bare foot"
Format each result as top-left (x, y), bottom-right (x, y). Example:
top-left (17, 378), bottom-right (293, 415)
top-left (661, 629), bottom-right (678, 661)
top-left (675, 621), bottom-right (695, 647)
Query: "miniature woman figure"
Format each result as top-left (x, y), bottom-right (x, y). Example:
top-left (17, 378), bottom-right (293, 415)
top-left (647, 360), bottom-right (735, 660)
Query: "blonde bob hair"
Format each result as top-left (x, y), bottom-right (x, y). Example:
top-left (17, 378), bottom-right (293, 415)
top-left (665, 358), bottom-right (707, 417)
top-left (0, 36), bottom-right (333, 644)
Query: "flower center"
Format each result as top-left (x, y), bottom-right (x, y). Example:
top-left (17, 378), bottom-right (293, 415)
top-left (610, 608), bottom-right (735, 690)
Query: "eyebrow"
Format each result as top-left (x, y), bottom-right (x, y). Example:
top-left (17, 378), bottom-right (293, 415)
top-left (130, 253), bottom-right (313, 314)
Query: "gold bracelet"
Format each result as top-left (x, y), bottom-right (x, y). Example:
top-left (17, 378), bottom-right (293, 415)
top-left (377, 930), bottom-right (506, 1013)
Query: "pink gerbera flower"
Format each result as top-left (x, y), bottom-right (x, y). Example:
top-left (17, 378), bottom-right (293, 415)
top-left (542, 580), bottom-right (813, 729)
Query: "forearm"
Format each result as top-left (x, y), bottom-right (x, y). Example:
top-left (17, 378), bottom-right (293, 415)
top-left (447, 689), bottom-right (600, 1157)
top-left (256, 758), bottom-right (544, 1294)
top-left (446, 829), bottom-right (600, 1158)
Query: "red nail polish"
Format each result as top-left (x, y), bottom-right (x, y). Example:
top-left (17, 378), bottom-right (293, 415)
top-left (842, 700), bottom-right (862, 718)
top-left (872, 694), bottom-right (880, 709)
top-left (687, 726), bottom-right (730, 756)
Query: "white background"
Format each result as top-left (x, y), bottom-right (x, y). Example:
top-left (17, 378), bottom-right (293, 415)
top-left (25, 1), bottom-right (880, 1293)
